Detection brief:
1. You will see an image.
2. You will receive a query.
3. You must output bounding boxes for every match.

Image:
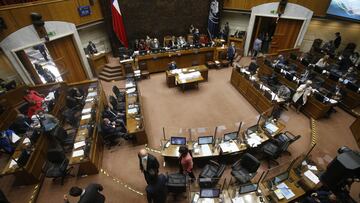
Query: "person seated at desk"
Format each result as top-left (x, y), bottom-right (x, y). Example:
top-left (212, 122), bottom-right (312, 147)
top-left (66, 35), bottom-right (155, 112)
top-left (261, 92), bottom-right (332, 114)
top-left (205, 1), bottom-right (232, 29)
top-left (146, 170), bottom-right (168, 203)
top-left (341, 67), bottom-right (358, 83)
top-left (301, 190), bottom-right (337, 203)
top-left (315, 55), bottom-right (330, 68)
top-left (66, 87), bottom-right (85, 110)
top-left (193, 29), bottom-right (200, 45)
top-left (23, 89), bottom-right (45, 118)
top-left (64, 183), bottom-right (105, 203)
top-left (227, 42), bottom-right (236, 64)
top-left (292, 80), bottom-right (313, 113)
top-left (248, 60), bottom-right (258, 75)
top-left (178, 145), bottom-right (195, 181)
top-left (168, 61), bottom-right (178, 70)
top-left (101, 118), bottom-right (128, 143)
top-left (102, 105), bottom-right (125, 124)
top-left (9, 113), bottom-right (31, 134)
top-left (277, 85), bottom-right (292, 101)
top-left (322, 40), bottom-right (335, 56)
top-left (31, 110), bottom-right (59, 133)
top-left (139, 39), bottom-right (148, 51)
top-left (0, 130), bottom-right (15, 154)
top-left (150, 38), bottom-right (160, 49)
top-left (177, 36), bottom-right (187, 48)
top-left (273, 54), bottom-right (286, 68)
top-left (329, 82), bottom-right (343, 101)
top-left (349, 52), bottom-right (359, 66)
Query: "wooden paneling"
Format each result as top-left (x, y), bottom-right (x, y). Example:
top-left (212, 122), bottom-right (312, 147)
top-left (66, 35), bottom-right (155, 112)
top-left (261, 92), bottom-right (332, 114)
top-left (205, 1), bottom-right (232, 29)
top-left (46, 35), bottom-right (88, 83)
top-left (0, 0), bottom-right (104, 41)
top-left (270, 18), bottom-right (303, 53)
top-left (223, 0), bottom-right (331, 16)
top-left (350, 117), bottom-right (360, 148)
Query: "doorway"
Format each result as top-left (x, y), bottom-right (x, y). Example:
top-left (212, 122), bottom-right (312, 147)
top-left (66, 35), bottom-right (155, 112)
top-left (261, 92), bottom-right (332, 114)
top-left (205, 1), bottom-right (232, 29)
top-left (250, 16), bottom-right (304, 54)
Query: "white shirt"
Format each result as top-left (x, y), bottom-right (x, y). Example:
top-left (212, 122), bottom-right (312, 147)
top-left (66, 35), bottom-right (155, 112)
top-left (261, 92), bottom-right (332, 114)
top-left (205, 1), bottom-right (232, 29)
top-left (141, 156), bottom-right (148, 171)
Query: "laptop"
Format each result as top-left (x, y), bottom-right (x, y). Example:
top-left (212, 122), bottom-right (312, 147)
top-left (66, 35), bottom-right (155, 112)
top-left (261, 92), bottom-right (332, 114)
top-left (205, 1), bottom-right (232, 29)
top-left (200, 188), bottom-right (220, 198)
top-left (239, 183), bottom-right (258, 194)
top-left (224, 132), bottom-right (237, 142)
top-left (170, 137), bottom-right (186, 145)
top-left (198, 136), bottom-right (213, 145)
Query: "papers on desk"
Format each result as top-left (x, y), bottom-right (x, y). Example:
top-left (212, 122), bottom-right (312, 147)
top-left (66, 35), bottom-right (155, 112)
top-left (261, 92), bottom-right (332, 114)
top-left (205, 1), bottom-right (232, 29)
top-left (44, 92), bottom-right (55, 101)
top-left (81, 114), bottom-right (91, 120)
top-left (276, 183), bottom-right (295, 200)
top-left (178, 71), bottom-right (201, 82)
top-left (72, 149), bottom-right (84, 158)
top-left (11, 132), bottom-right (20, 143)
top-left (200, 199), bottom-right (215, 203)
top-left (170, 69), bottom-right (182, 74)
top-left (128, 107), bottom-right (138, 114)
top-left (247, 133), bottom-right (262, 147)
top-left (10, 159), bottom-right (18, 168)
top-left (23, 137), bottom-right (31, 144)
top-left (232, 197), bottom-right (245, 203)
top-left (219, 141), bottom-right (239, 153)
top-left (126, 87), bottom-right (136, 94)
top-left (87, 91), bottom-right (97, 97)
top-left (125, 82), bottom-right (135, 89)
top-left (82, 108), bottom-right (92, 115)
top-left (74, 141), bottom-right (86, 150)
top-left (200, 145), bottom-right (212, 156)
top-left (304, 170), bottom-right (320, 184)
top-left (85, 98), bottom-right (94, 103)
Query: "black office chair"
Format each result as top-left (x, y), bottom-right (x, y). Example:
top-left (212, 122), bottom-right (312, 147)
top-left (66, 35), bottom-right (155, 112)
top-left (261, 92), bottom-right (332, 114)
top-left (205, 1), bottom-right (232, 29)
top-left (61, 107), bottom-right (79, 127)
top-left (199, 160), bottom-right (226, 188)
top-left (261, 131), bottom-right (301, 168)
top-left (166, 173), bottom-right (188, 194)
top-left (205, 53), bottom-right (216, 69)
top-left (112, 86), bottom-right (125, 102)
top-left (231, 153), bottom-right (260, 184)
top-left (44, 149), bottom-right (73, 185)
top-left (52, 126), bottom-right (75, 152)
top-left (220, 52), bottom-right (230, 68)
top-left (109, 95), bottom-right (125, 112)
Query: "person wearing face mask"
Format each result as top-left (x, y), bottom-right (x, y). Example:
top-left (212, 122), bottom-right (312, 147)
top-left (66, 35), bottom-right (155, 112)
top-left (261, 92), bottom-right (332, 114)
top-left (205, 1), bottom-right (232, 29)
top-left (31, 110), bottom-right (59, 132)
top-left (138, 149), bottom-right (160, 184)
top-left (292, 80), bottom-right (313, 113)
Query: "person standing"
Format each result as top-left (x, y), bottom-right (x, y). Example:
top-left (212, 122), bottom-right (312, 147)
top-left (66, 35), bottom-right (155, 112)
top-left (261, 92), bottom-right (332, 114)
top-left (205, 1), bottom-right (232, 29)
top-left (63, 183), bottom-right (105, 203)
top-left (261, 33), bottom-right (271, 54)
top-left (146, 170), bottom-right (168, 203)
top-left (252, 36), bottom-right (262, 58)
top-left (334, 32), bottom-right (341, 50)
top-left (227, 42), bottom-right (236, 64)
top-left (224, 22), bottom-right (230, 42)
top-left (178, 145), bottom-right (195, 181)
top-left (292, 80), bottom-right (313, 113)
top-left (138, 149), bottom-right (160, 184)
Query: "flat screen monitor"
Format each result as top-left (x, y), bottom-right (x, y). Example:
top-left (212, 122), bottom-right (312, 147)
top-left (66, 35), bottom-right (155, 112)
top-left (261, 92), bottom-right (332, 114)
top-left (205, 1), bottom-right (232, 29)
top-left (327, 0), bottom-right (360, 21)
top-left (285, 73), bottom-right (294, 81)
top-left (264, 90), bottom-right (274, 101)
top-left (198, 136), bottom-right (213, 145)
top-left (239, 183), bottom-right (258, 194)
top-left (314, 92), bottom-right (326, 103)
top-left (170, 137), bottom-right (186, 145)
top-left (200, 188), bottom-right (220, 198)
top-left (224, 132), bottom-right (237, 142)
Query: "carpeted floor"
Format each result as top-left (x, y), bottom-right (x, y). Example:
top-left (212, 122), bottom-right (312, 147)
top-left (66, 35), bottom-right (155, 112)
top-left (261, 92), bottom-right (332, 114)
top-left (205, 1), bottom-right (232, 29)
top-left (1, 57), bottom-right (359, 203)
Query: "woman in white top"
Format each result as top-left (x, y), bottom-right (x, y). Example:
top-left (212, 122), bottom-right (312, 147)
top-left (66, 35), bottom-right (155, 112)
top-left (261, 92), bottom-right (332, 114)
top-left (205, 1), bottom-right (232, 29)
top-left (315, 55), bottom-right (329, 68)
top-left (292, 80), bottom-right (313, 113)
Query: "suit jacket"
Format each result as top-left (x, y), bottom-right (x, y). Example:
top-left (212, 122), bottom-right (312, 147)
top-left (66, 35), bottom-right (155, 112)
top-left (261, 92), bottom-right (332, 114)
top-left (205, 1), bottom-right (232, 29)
top-left (75, 184), bottom-right (105, 203)
top-left (146, 174), bottom-right (168, 203)
top-left (138, 153), bottom-right (159, 172)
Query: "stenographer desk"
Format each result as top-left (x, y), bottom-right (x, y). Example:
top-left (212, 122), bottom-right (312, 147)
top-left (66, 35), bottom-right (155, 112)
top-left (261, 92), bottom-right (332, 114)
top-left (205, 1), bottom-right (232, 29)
top-left (137, 47), bottom-right (215, 73)
top-left (166, 65), bottom-right (208, 88)
top-left (69, 80), bottom-right (105, 176)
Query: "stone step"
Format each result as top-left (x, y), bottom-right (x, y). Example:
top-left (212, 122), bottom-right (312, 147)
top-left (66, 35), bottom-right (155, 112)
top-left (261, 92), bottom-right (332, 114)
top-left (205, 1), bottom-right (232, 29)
top-left (98, 75), bottom-right (124, 82)
top-left (99, 71), bottom-right (123, 77)
top-left (102, 67), bottom-right (123, 73)
top-left (105, 63), bottom-right (121, 69)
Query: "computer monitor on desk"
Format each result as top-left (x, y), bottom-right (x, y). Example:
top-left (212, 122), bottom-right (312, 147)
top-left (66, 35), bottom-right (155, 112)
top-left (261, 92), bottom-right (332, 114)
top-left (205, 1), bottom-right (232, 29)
top-left (239, 171), bottom-right (265, 195)
top-left (265, 156), bottom-right (301, 188)
top-left (171, 137), bottom-right (186, 145)
top-left (264, 90), bottom-right (274, 101)
top-left (198, 136), bottom-right (214, 145)
top-left (200, 188), bottom-right (221, 198)
top-left (224, 132), bottom-right (237, 142)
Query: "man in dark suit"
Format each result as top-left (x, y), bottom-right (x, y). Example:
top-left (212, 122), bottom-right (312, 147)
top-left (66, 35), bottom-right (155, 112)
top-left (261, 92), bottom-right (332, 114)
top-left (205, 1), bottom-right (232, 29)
top-left (64, 183), bottom-right (105, 203)
top-left (227, 42), bottom-right (236, 64)
top-left (168, 61), bottom-right (178, 70)
top-left (138, 149), bottom-right (160, 184)
top-left (334, 32), bottom-right (341, 50)
top-left (146, 170), bottom-right (168, 203)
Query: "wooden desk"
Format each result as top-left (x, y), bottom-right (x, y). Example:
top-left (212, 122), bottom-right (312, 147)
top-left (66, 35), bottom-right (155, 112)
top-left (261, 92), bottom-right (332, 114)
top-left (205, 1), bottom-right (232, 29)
top-left (161, 141), bottom-right (220, 159)
top-left (1, 134), bottom-right (48, 185)
top-left (69, 81), bottom-right (104, 176)
top-left (87, 52), bottom-right (108, 77)
top-left (137, 47), bottom-right (215, 73)
top-left (350, 117), bottom-right (360, 148)
top-left (165, 65), bottom-right (208, 88)
top-left (228, 37), bottom-right (244, 50)
top-left (175, 74), bottom-right (204, 91)
top-left (230, 68), bottom-right (273, 114)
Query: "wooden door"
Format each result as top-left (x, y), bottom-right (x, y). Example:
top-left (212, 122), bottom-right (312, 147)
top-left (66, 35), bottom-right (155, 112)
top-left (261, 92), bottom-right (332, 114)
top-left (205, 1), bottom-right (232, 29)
top-left (270, 18), bottom-right (303, 53)
top-left (15, 50), bottom-right (43, 84)
top-left (46, 35), bottom-right (88, 83)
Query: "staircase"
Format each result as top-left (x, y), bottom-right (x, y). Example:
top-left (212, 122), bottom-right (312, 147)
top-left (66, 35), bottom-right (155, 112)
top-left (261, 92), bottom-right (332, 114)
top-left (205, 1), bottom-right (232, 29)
top-left (98, 62), bottom-right (125, 82)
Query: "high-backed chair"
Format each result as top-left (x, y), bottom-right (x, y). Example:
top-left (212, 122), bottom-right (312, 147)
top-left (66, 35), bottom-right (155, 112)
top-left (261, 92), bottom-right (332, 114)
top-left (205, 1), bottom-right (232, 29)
top-left (112, 86), bottom-right (125, 102)
top-left (163, 35), bottom-right (172, 47)
top-left (205, 53), bottom-right (216, 69)
top-left (44, 148), bottom-right (73, 185)
top-left (166, 172), bottom-right (187, 199)
top-left (231, 153), bottom-right (260, 184)
top-left (219, 52), bottom-right (230, 67)
top-left (261, 131), bottom-right (301, 168)
top-left (109, 95), bottom-right (125, 113)
top-left (138, 62), bottom-right (150, 79)
top-left (199, 160), bottom-right (226, 187)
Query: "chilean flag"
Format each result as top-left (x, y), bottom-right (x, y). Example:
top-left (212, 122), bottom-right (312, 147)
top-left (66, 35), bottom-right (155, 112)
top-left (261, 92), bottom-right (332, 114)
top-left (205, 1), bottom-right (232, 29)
top-left (111, 0), bottom-right (128, 47)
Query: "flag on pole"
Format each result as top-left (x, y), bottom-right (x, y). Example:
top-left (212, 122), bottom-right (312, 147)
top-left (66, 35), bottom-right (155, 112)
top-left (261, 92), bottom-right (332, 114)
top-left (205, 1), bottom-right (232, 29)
top-left (208, 0), bottom-right (220, 40)
top-left (111, 0), bottom-right (128, 47)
